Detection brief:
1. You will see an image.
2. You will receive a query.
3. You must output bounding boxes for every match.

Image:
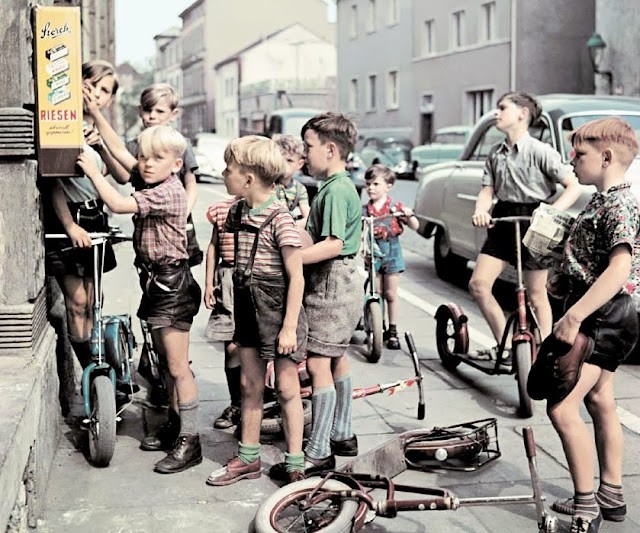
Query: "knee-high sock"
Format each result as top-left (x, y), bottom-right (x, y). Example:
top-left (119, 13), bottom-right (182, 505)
top-left (331, 374), bottom-right (353, 441)
top-left (304, 385), bottom-right (336, 459)
top-left (178, 398), bottom-right (199, 436)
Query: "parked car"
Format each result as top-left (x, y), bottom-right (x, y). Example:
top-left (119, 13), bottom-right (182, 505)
top-left (192, 133), bottom-right (231, 182)
top-left (411, 125), bottom-right (473, 179)
top-left (358, 134), bottom-right (414, 179)
top-left (412, 94), bottom-right (640, 283)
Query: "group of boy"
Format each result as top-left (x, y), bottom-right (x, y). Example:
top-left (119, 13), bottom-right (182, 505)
top-left (55, 67), bottom-right (640, 531)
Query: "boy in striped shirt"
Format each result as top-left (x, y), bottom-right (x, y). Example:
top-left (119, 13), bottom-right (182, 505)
top-left (207, 136), bottom-right (308, 486)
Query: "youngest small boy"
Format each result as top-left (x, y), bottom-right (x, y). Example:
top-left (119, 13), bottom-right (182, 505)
top-left (78, 125), bottom-right (202, 475)
top-left (363, 164), bottom-right (419, 349)
top-left (206, 135), bottom-right (308, 486)
top-left (545, 117), bottom-right (640, 533)
top-left (273, 134), bottom-right (310, 228)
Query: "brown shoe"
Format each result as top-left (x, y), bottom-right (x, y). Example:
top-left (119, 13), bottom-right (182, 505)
top-left (206, 456), bottom-right (261, 486)
top-left (154, 434), bottom-right (202, 474)
top-left (285, 469), bottom-right (306, 484)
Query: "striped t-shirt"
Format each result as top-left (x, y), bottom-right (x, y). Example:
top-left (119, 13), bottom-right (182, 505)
top-left (224, 197), bottom-right (301, 277)
top-left (206, 196), bottom-right (240, 264)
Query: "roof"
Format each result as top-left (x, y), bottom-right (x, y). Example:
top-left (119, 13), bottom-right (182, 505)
top-left (537, 93), bottom-right (640, 119)
top-left (270, 107), bottom-right (324, 117)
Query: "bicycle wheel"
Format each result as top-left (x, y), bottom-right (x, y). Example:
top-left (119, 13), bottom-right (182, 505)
top-left (261, 399), bottom-right (313, 435)
top-left (254, 478), bottom-right (359, 533)
top-left (435, 304), bottom-right (468, 370)
top-left (365, 300), bottom-right (383, 363)
top-left (88, 375), bottom-right (117, 467)
top-left (515, 343), bottom-right (534, 418)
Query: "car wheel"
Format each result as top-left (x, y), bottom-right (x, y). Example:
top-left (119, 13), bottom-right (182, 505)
top-left (434, 228), bottom-right (468, 282)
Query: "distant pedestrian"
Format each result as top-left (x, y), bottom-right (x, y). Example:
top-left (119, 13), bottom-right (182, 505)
top-left (363, 163), bottom-right (419, 349)
top-left (78, 125), bottom-right (203, 475)
top-left (203, 194), bottom-right (242, 430)
top-left (206, 135), bottom-right (308, 486)
top-left (545, 117), bottom-right (640, 533)
top-left (273, 134), bottom-right (310, 228)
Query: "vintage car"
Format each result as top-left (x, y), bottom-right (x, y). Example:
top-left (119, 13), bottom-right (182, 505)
top-left (192, 132), bottom-right (232, 182)
top-left (358, 134), bottom-right (414, 179)
top-left (411, 125), bottom-right (473, 178)
top-left (413, 94), bottom-right (640, 283)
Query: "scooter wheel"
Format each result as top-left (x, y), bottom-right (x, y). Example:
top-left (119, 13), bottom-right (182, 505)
top-left (365, 300), bottom-right (383, 363)
top-left (540, 513), bottom-right (558, 533)
top-left (88, 375), bottom-right (116, 467)
top-left (435, 303), bottom-right (468, 370)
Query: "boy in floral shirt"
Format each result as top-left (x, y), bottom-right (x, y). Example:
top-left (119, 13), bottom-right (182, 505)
top-left (546, 117), bottom-right (640, 533)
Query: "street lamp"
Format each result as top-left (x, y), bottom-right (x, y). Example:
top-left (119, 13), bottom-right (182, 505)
top-left (586, 32), bottom-right (613, 94)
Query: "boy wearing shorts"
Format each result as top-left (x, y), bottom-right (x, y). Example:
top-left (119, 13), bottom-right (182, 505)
top-left (272, 113), bottom-right (363, 479)
top-left (206, 136), bottom-right (308, 486)
top-left (78, 125), bottom-right (203, 475)
top-left (204, 195), bottom-right (242, 429)
top-left (545, 118), bottom-right (640, 532)
top-left (273, 134), bottom-right (310, 228)
top-left (363, 163), bottom-right (419, 349)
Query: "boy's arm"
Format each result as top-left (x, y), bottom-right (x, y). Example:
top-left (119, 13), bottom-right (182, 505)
top-left (77, 153), bottom-right (138, 214)
top-left (550, 173), bottom-right (581, 211)
top-left (301, 237), bottom-right (343, 265)
top-left (50, 181), bottom-right (92, 247)
top-left (83, 87), bottom-right (137, 172)
top-left (554, 245), bottom-right (633, 344)
top-left (471, 185), bottom-right (495, 227)
top-left (183, 171), bottom-right (198, 215)
top-left (296, 201), bottom-right (310, 229)
top-left (278, 246), bottom-right (304, 354)
top-left (203, 226), bottom-right (219, 309)
top-left (84, 125), bottom-right (130, 183)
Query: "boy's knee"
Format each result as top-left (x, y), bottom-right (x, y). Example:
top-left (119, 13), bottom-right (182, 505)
top-left (468, 277), bottom-right (490, 300)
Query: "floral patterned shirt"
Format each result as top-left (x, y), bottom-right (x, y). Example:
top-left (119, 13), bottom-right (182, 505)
top-left (562, 183), bottom-right (640, 294)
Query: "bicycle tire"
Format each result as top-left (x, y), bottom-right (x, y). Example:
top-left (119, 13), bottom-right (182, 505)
top-left (261, 399), bottom-right (313, 435)
top-left (515, 342), bottom-right (534, 418)
top-left (254, 478), bottom-right (359, 533)
top-left (365, 300), bottom-right (383, 363)
top-left (88, 375), bottom-right (116, 467)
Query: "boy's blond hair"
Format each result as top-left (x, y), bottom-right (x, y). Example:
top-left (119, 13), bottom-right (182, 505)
top-left (224, 135), bottom-right (286, 185)
top-left (140, 83), bottom-right (180, 111)
top-left (365, 163), bottom-right (396, 185)
top-left (137, 125), bottom-right (187, 159)
top-left (570, 117), bottom-right (639, 167)
top-left (273, 134), bottom-right (304, 158)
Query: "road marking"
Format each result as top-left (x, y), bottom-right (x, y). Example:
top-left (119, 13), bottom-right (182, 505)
top-left (617, 406), bottom-right (640, 435)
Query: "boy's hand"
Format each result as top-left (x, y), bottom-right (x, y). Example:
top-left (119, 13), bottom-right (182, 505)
top-left (203, 284), bottom-right (216, 310)
top-left (553, 311), bottom-right (582, 345)
top-left (472, 211), bottom-right (493, 228)
top-left (277, 326), bottom-right (297, 355)
top-left (82, 84), bottom-right (99, 116)
top-left (83, 125), bottom-right (104, 151)
top-left (401, 206), bottom-right (414, 217)
top-left (77, 152), bottom-right (101, 180)
top-left (66, 223), bottom-right (92, 248)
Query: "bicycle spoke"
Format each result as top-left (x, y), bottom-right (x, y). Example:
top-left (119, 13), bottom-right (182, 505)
top-left (274, 498), bottom-right (342, 532)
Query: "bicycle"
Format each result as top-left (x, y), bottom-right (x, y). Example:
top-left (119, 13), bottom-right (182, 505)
top-left (46, 227), bottom-right (136, 467)
top-left (254, 422), bottom-right (558, 532)
top-left (356, 212), bottom-right (405, 363)
top-left (435, 216), bottom-right (541, 418)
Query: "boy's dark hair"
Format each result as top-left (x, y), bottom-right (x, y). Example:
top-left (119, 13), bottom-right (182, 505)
top-left (301, 112), bottom-right (357, 160)
top-left (140, 83), bottom-right (180, 112)
top-left (82, 59), bottom-right (119, 96)
top-left (365, 163), bottom-right (396, 185)
top-left (497, 91), bottom-right (541, 126)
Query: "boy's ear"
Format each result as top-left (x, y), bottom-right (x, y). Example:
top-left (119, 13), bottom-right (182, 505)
top-left (602, 148), bottom-right (613, 166)
top-left (170, 108), bottom-right (180, 120)
top-left (172, 157), bottom-right (184, 173)
top-left (137, 105), bottom-right (143, 117)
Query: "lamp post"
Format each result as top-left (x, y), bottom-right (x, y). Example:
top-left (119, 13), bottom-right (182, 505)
top-left (586, 32), bottom-right (613, 94)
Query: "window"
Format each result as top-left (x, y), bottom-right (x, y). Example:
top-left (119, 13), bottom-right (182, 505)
top-left (387, 0), bottom-right (398, 25)
top-left (481, 2), bottom-right (496, 41)
top-left (386, 70), bottom-right (398, 109)
top-left (366, 0), bottom-right (377, 33)
top-left (422, 19), bottom-right (435, 55)
top-left (349, 78), bottom-right (359, 111)
top-left (466, 89), bottom-right (493, 124)
top-left (349, 4), bottom-right (358, 38)
top-left (451, 10), bottom-right (465, 48)
top-left (470, 125), bottom-right (504, 161)
top-left (367, 74), bottom-right (377, 111)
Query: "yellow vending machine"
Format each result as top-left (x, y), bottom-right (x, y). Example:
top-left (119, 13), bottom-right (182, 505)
top-left (33, 5), bottom-right (83, 177)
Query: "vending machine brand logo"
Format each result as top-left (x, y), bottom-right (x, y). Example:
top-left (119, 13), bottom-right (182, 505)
top-left (39, 21), bottom-right (71, 40)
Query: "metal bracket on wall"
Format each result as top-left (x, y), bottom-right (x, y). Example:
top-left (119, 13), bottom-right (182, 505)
top-left (0, 107), bottom-right (34, 157)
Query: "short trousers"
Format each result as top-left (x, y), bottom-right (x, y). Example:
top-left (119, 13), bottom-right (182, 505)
top-left (205, 263), bottom-right (235, 341)
top-left (304, 256), bottom-right (363, 357)
top-left (233, 274), bottom-right (307, 362)
top-left (137, 260), bottom-right (201, 332)
top-left (560, 280), bottom-right (639, 371)
top-left (480, 201), bottom-right (541, 270)
top-left (374, 236), bottom-right (405, 274)
top-left (45, 201), bottom-right (116, 278)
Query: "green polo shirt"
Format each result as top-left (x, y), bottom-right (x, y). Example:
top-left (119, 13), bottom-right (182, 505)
top-left (306, 171), bottom-right (362, 256)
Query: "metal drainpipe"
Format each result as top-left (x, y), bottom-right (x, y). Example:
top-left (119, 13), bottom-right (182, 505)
top-left (510, 0), bottom-right (517, 91)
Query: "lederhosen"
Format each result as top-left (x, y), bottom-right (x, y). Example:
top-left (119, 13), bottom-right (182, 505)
top-left (231, 201), bottom-right (307, 361)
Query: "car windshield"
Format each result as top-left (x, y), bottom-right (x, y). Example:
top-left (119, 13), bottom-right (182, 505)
top-left (559, 113), bottom-right (640, 161)
top-left (282, 116), bottom-right (315, 137)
